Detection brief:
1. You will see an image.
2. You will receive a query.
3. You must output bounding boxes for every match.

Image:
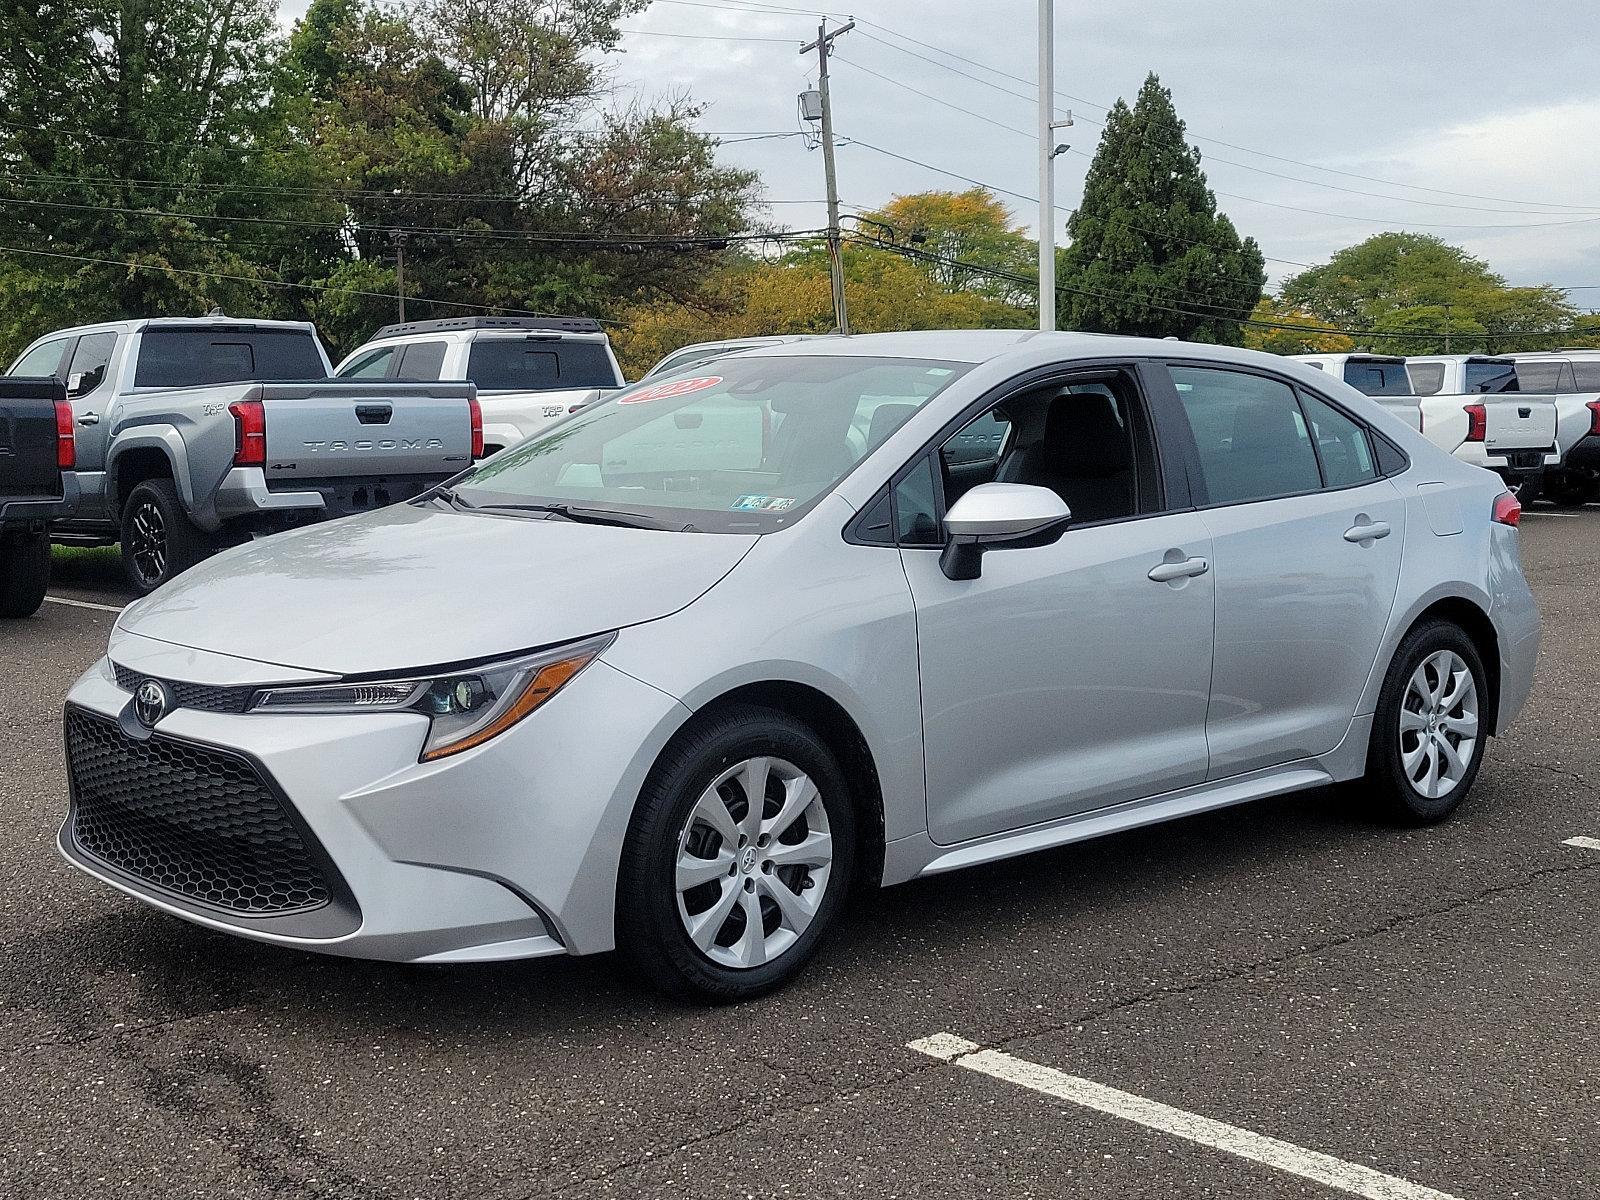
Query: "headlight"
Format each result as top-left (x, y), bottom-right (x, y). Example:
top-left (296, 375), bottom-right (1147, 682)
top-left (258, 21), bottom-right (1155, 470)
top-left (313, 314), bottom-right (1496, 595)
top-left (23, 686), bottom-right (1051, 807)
top-left (250, 633), bottom-right (615, 761)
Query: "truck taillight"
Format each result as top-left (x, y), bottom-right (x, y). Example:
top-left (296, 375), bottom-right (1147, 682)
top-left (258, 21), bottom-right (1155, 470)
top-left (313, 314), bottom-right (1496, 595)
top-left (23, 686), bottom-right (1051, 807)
top-left (1587, 400), bottom-right (1600, 437)
top-left (53, 399), bottom-right (75, 470)
top-left (1464, 403), bottom-right (1487, 442)
top-left (469, 396), bottom-right (484, 459)
top-left (1492, 492), bottom-right (1521, 527)
top-left (229, 400), bottom-right (266, 467)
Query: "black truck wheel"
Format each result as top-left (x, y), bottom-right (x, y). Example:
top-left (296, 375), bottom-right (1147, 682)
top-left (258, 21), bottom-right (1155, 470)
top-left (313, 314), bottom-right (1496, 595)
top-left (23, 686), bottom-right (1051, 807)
top-left (120, 478), bottom-right (216, 594)
top-left (0, 529), bottom-right (52, 618)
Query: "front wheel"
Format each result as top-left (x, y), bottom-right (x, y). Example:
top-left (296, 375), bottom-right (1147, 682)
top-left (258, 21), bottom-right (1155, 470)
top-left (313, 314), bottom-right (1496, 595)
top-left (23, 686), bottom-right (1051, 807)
top-left (1362, 620), bottom-right (1489, 824)
top-left (616, 705), bottom-right (856, 1002)
top-left (120, 478), bottom-right (216, 594)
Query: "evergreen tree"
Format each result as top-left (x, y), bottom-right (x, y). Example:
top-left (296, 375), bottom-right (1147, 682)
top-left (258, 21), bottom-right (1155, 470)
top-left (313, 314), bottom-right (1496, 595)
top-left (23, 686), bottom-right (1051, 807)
top-left (1057, 73), bottom-right (1264, 343)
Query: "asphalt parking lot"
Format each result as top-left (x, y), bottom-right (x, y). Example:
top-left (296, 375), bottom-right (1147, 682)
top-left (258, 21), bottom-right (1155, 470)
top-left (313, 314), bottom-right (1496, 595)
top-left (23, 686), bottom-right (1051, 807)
top-left (3, 511), bottom-right (1597, 1199)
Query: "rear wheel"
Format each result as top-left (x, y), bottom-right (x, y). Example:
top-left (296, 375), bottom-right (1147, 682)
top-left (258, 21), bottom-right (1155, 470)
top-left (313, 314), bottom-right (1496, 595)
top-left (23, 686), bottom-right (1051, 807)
top-left (0, 529), bottom-right (51, 617)
top-left (120, 478), bottom-right (215, 594)
top-left (616, 704), bottom-right (856, 1002)
top-left (1362, 620), bottom-right (1488, 824)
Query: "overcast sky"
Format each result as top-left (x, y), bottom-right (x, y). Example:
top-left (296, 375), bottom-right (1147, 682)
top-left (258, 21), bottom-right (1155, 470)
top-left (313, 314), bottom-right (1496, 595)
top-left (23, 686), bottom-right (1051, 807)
top-left (278, 1), bottom-right (1600, 305)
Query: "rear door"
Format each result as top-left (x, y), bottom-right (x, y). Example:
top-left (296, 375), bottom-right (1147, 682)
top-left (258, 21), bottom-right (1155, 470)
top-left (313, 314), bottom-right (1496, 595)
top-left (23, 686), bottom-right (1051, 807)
top-left (1158, 362), bottom-right (1406, 778)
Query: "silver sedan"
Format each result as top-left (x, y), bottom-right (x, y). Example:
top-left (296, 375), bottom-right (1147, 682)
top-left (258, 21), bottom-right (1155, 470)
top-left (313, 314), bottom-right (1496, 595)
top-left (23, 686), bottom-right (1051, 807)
top-left (59, 331), bottom-right (1539, 1001)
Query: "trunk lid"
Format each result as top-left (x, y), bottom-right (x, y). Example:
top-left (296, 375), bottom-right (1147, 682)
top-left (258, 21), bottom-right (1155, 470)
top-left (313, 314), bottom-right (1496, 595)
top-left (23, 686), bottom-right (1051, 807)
top-left (258, 381), bottom-right (476, 480)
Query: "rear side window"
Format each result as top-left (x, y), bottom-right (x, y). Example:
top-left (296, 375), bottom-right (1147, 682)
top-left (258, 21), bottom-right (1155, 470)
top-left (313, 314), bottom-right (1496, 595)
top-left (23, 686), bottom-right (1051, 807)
top-left (396, 340), bottom-right (447, 380)
top-left (1464, 361), bottom-right (1518, 393)
top-left (338, 346), bottom-right (396, 379)
top-left (10, 337), bottom-right (72, 378)
top-left (1573, 361), bottom-right (1600, 390)
top-left (467, 340), bottom-right (619, 391)
top-left (1171, 366), bottom-right (1322, 505)
top-left (1344, 361), bottom-right (1413, 396)
top-left (134, 328), bottom-right (326, 387)
top-left (1299, 391), bottom-right (1376, 488)
top-left (1407, 362), bottom-right (1446, 396)
top-left (67, 332), bottom-right (116, 396)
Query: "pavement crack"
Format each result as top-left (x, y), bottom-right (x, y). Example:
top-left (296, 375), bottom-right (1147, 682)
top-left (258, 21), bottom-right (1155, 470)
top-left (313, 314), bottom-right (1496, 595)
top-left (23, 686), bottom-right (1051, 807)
top-left (4, 1003), bottom-right (252, 1056)
top-left (982, 855), bottom-right (1600, 1054)
top-left (1495, 754), bottom-right (1600, 798)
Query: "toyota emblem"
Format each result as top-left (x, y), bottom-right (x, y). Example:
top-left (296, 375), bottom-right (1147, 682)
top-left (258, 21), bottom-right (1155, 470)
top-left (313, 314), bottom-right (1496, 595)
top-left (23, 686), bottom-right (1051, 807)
top-left (132, 679), bottom-right (171, 729)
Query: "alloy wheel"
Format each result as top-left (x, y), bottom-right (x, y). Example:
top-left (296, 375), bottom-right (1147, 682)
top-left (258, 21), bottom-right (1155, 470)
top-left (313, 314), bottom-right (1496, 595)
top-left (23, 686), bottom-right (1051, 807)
top-left (1399, 650), bottom-right (1479, 800)
top-left (674, 756), bottom-right (834, 970)
top-left (128, 500), bottom-right (167, 586)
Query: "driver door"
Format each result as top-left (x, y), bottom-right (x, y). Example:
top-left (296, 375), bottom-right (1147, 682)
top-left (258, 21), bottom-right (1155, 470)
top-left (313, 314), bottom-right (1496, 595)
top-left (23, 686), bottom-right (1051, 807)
top-left (900, 367), bottom-right (1216, 845)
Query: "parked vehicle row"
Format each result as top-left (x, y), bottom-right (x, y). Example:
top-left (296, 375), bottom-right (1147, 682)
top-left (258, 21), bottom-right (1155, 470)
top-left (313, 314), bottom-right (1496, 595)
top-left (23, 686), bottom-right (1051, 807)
top-left (59, 331), bottom-right (1539, 1001)
top-left (1291, 351), bottom-right (1600, 504)
top-left (0, 376), bottom-right (77, 617)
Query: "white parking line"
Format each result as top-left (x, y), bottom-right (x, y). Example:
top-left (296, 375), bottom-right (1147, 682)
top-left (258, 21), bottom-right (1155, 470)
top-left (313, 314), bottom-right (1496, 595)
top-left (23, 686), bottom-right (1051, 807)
top-left (43, 595), bottom-right (124, 614)
top-left (1562, 836), bottom-right (1600, 852)
top-left (909, 1034), bottom-right (1463, 1200)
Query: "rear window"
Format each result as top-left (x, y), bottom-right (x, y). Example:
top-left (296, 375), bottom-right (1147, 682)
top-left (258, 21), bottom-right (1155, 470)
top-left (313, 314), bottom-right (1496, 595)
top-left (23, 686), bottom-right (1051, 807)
top-left (1343, 361), bottom-right (1413, 397)
top-left (1463, 361), bottom-right (1519, 393)
top-left (466, 339), bottom-right (619, 391)
top-left (134, 328), bottom-right (327, 388)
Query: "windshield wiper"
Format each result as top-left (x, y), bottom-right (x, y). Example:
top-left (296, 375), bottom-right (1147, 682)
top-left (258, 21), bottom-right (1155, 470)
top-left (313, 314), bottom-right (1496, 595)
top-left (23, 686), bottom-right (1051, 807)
top-left (467, 500), bottom-right (668, 529)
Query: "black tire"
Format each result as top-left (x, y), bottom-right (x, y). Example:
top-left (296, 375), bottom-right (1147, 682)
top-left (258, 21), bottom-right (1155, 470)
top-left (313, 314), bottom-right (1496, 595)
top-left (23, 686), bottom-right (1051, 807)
top-left (1362, 619), bottom-right (1489, 825)
top-left (1546, 472), bottom-right (1593, 509)
top-left (0, 529), bottom-right (51, 618)
top-left (120, 478), bottom-right (216, 594)
top-left (616, 704), bottom-right (857, 1003)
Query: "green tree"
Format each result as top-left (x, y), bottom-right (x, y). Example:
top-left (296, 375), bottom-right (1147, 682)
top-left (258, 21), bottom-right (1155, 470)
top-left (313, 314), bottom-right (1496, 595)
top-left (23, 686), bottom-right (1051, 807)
top-left (1056, 73), bottom-right (1264, 343)
top-left (1279, 232), bottom-right (1580, 354)
top-left (859, 189), bottom-right (1038, 310)
top-left (1241, 297), bottom-right (1355, 355)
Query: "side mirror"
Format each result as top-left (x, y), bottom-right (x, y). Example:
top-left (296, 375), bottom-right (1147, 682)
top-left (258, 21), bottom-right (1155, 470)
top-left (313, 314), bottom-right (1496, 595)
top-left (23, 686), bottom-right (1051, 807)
top-left (938, 482), bottom-right (1071, 580)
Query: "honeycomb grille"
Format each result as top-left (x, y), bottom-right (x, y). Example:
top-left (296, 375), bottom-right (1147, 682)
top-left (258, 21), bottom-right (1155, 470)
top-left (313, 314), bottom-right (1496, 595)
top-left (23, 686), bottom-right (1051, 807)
top-left (110, 662), bottom-right (259, 714)
top-left (65, 707), bottom-right (331, 915)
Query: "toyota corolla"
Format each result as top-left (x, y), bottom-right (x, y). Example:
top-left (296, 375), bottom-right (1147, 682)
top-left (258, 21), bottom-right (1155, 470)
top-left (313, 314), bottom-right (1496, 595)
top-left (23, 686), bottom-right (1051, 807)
top-left (59, 332), bottom-right (1539, 1001)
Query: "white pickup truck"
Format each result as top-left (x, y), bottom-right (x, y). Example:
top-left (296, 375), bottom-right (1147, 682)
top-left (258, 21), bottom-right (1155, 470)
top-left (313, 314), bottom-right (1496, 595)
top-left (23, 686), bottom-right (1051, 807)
top-left (6, 316), bottom-right (479, 592)
top-left (1508, 351), bottom-right (1600, 507)
top-left (1291, 352), bottom-right (1557, 497)
top-left (334, 316), bottom-right (625, 456)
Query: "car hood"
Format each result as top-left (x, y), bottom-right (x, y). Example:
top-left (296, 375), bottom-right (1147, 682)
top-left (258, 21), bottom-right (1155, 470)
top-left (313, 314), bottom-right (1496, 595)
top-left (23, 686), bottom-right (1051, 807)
top-left (118, 503), bottom-right (757, 675)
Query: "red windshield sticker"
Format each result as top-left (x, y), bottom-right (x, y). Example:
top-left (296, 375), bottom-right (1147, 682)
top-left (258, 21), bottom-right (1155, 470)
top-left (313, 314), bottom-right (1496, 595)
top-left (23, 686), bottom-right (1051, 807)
top-left (618, 375), bottom-right (723, 404)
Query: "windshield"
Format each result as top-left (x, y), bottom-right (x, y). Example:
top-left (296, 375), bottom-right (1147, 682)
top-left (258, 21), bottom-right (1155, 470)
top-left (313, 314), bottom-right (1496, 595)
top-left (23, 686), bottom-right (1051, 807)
top-left (453, 355), bottom-right (970, 532)
top-left (1463, 360), bottom-right (1519, 393)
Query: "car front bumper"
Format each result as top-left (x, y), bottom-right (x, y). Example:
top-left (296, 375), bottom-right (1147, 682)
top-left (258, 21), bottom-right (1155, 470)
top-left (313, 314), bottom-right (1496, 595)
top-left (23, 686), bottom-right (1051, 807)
top-left (59, 631), bottom-right (688, 962)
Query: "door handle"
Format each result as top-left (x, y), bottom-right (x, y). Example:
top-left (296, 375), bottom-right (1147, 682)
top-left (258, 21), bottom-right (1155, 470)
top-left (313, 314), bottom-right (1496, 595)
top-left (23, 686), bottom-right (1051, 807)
top-left (1343, 520), bottom-right (1391, 543)
top-left (77, 412), bottom-right (99, 426)
top-left (1148, 556), bottom-right (1209, 583)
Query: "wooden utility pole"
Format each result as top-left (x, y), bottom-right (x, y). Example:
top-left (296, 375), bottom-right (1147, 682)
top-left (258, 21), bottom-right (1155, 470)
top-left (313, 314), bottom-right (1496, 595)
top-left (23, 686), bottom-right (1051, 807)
top-left (802, 20), bottom-right (854, 335)
top-left (394, 230), bottom-right (407, 323)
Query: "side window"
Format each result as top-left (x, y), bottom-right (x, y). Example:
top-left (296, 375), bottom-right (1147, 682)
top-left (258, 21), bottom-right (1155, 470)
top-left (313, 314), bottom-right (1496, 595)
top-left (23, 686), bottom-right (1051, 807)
top-left (67, 332), bottom-right (116, 396)
top-left (339, 346), bottom-right (396, 379)
top-left (1298, 391), bottom-right (1376, 487)
top-left (939, 410), bottom-right (1011, 506)
top-left (10, 337), bottom-right (72, 378)
top-left (396, 340), bottom-right (447, 380)
top-left (1572, 361), bottom-right (1600, 391)
top-left (1407, 362), bottom-right (1446, 396)
top-left (1171, 366), bottom-right (1322, 505)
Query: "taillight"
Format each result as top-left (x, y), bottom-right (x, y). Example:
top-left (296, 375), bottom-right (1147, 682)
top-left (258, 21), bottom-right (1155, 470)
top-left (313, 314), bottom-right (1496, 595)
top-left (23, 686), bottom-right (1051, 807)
top-left (1587, 400), bottom-right (1600, 437)
top-left (1492, 492), bottom-right (1521, 527)
top-left (468, 396), bottom-right (484, 459)
top-left (53, 399), bottom-right (75, 470)
top-left (229, 400), bottom-right (266, 466)
top-left (1464, 403), bottom-right (1487, 443)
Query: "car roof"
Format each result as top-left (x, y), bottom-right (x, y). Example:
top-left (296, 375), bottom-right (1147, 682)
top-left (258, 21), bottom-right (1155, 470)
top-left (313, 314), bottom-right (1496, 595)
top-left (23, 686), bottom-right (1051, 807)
top-left (30, 316), bottom-right (318, 339)
top-left (735, 329), bottom-right (1346, 372)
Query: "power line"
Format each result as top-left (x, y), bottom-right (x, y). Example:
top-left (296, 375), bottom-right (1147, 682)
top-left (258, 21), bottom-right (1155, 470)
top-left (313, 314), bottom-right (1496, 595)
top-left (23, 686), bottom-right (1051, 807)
top-left (831, 56), bottom-right (1032, 139)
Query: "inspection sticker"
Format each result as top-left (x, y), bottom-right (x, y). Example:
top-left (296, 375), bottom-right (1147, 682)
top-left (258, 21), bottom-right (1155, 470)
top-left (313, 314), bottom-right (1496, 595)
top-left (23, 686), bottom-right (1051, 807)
top-left (618, 375), bottom-right (723, 404)
top-left (731, 495), bottom-right (796, 511)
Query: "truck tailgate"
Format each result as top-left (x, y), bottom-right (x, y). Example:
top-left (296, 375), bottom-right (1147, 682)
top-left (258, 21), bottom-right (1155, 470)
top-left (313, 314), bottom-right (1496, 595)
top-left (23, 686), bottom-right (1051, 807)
top-left (1482, 395), bottom-right (1558, 452)
top-left (258, 381), bottom-right (475, 480)
top-left (0, 377), bottom-right (66, 497)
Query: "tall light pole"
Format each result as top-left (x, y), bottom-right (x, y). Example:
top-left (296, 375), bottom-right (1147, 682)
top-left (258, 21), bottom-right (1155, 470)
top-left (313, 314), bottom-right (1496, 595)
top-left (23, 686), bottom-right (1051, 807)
top-left (1038, 0), bottom-right (1055, 331)
top-left (802, 20), bottom-right (854, 335)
